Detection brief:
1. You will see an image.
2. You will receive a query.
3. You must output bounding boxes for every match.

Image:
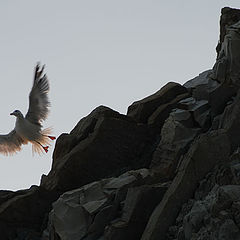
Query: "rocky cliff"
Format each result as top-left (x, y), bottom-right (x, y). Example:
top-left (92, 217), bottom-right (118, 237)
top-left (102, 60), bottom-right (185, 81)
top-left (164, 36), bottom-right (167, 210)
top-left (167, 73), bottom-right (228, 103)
top-left (1, 7), bottom-right (240, 240)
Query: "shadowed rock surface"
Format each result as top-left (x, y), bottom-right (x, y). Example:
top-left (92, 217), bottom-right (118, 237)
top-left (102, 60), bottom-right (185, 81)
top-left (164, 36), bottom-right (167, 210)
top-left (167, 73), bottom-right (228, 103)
top-left (127, 82), bottom-right (188, 125)
top-left (1, 7), bottom-right (240, 240)
top-left (41, 106), bottom-right (154, 192)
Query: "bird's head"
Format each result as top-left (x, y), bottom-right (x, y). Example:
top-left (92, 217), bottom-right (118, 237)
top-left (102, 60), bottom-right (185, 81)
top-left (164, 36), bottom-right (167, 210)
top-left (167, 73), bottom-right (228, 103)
top-left (10, 110), bottom-right (23, 118)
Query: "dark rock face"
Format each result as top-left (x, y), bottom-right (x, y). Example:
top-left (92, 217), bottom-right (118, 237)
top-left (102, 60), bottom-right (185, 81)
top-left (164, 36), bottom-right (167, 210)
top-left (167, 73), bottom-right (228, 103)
top-left (150, 98), bottom-right (206, 178)
top-left (1, 7), bottom-right (240, 240)
top-left (218, 90), bottom-right (240, 151)
top-left (166, 152), bottom-right (240, 240)
top-left (0, 186), bottom-right (58, 240)
top-left (43, 169), bottom-right (166, 240)
top-left (216, 7), bottom-right (240, 56)
top-left (213, 8), bottom-right (240, 86)
top-left (41, 106), bottom-right (153, 192)
top-left (147, 92), bottom-right (190, 130)
top-left (104, 182), bottom-right (169, 240)
top-left (127, 82), bottom-right (188, 125)
top-left (141, 130), bottom-right (231, 240)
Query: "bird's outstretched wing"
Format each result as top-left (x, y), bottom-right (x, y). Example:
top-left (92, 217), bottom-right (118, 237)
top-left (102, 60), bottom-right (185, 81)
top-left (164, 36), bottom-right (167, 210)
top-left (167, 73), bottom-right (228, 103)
top-left (0, 130), bottom-right (24, 155)
top-left (25, 64), bottom-right (50, 125)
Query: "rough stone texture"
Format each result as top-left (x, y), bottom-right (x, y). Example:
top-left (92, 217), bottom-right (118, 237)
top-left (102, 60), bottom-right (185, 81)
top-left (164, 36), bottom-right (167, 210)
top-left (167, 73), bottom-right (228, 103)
top-left (166, 151), bottom-right (240, 240)
top-left (230, 155), bottom-right (240, 184)
top-left (141, 130), bottom-right (231, 240)
top-left (218, 89), bottom-right (240, 151)
top-left (184, 70), bottom-right (236, 117)
top-left (147, 92), bottom-right (189, 130)
top-left (150, 111), bottom-right (200, 178)
top-left (1, 7), bottom-right (240, 240)
top-left (0, 186), bottom-right (57, 240)
top-left (41, 106), bottom-right (153, 192)
top-left (127, 82), bottom-right (187, 123)
top-left (184, 70), bottom-right (217, 101)
top-left (216, 7), bottom-right (240, 56)
top-left (52, 106), bottom-right (131, 168)
top-left (42, 169), bottom-right (164, 240)
top-left (104, 183), bottom-right (169, 240)
top-left (212, 16), bottom-right (240, 85)
top-left (150, 94), bottom-right (213, 178)
top-left (208, 83), bottom-right (236, 116)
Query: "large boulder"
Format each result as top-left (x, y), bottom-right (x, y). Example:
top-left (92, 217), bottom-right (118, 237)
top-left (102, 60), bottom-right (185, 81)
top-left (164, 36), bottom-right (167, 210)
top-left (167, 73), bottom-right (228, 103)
top-left (184, 70), bottom-right (217, 101)
top-left (0, 186), bottom-right (57, 240)
top-left (104, 183), bottom-right (168, 240)
top-left (147, 92), bottom-right (189, 130)
top-left (41, 106), bottom-right (153, 192)
top-left (42, 169), bottom-right (163, 240)
top-left (150, 95), bottom-right (213, 178)
top-left (127, 82), bottom-right (188, 124)
top-left (184, 70), bottom-right (236, 117)
top-left (150, 110), bottom-right (200, 178)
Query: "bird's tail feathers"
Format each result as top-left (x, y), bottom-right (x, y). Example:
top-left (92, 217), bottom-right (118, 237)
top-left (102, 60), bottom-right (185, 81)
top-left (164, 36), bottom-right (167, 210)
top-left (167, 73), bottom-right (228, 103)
top-left (42, 127), bottom-right (53, 136)
top-left (31, 127), bottom-right (56, 155)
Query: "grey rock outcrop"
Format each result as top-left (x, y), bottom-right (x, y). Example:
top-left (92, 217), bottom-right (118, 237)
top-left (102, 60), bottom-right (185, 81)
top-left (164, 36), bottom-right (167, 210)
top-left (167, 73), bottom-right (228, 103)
top-left (43, 169), bottom-right (166, 240)
top-left (166, 151), bottom-right (240, 240)
top-left (127, 82), bottom-right (188, 127)
top-left (104, 182), bottom-right (169, 240)
top-left (141, 130), bottom-right (231, 240)
top-left (1, 6), bottom-right (240, 240)
top-left (150, 110), bottom-right (200, 178)
top-left (216, 7), bottom-right (240, 56)
top-left (0, 186), bottom-right (57, 240)
top-left (212, 20), bottom-right (240, 85)
top-left (41, 106), bottom-right (153, 192)
top-left (183, 70), bottom-right (217, 101)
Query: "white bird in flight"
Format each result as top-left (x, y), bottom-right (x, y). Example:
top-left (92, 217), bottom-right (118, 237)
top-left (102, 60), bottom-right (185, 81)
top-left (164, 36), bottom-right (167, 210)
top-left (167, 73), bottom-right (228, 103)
top-left (0, 64), bottom-right (56, 155)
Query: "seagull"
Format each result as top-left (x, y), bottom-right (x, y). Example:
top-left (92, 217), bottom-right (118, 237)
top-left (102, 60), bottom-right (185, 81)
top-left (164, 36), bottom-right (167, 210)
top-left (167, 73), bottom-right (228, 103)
top-left (0, 63), bottom-right (56, 155)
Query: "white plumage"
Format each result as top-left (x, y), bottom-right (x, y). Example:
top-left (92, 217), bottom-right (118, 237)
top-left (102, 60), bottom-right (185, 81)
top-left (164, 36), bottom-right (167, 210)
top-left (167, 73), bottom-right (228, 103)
top-left (0, 64), bottom-right (55, 155)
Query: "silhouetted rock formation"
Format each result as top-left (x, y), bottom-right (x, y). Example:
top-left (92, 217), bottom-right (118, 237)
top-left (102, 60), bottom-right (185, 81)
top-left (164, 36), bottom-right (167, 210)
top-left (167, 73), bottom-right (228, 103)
top-left (41, 106), bottom-right (153, 192)
top-left (1, 6), bottom-right (240, 240)
top-left (166, 151), bottom-right (240, 240)
top-left (216, 7), bottom-right (240, 56)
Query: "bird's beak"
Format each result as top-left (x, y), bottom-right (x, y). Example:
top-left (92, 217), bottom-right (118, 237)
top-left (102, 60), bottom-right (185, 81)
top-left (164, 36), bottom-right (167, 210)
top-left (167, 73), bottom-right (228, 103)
top-left (10, 112), bottom-right (14, 116)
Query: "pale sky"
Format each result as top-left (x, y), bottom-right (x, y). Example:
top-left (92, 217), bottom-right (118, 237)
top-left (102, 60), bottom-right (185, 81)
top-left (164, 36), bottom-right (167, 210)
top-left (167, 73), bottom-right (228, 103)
top-left (0, 1), bottom-right (239, 190)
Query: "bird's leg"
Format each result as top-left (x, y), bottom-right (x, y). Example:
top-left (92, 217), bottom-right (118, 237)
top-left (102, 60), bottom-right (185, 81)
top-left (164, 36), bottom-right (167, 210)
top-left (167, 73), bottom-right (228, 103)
top-left (42, 134), bottom-right (56, 140)
top-left (48, 136), bottom-right (56, 140)
top-left (35, 141), bottom-right (49, 153)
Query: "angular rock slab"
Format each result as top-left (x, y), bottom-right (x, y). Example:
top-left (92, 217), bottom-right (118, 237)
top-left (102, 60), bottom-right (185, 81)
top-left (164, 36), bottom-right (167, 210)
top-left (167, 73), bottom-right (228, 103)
top-left (104, 183), bottom-right (169, 240)
top-left (184, 70), bottom-right (217, 101)
top-left (0, 186), bottom-right (57, 240)
top-left (150, 109), bottom-right (200, 177)
top-left (127, 82), bottom-right (187, 123)
top-left (44, 169), bottom-right (152, 240)
top-left (184, 70), bottom-right (236, 117)
top-left (217, 7), bottom-right (240, 56)
top-left (41, 106), bottom-right (152, 192)
top-left (178, 97), bottom-right (210, 129)
top-left (219, 90), bottom-right (240, 150)
top-left (212, 19), bottom-right (240, 86)
top-left (147, 92), bottom-right (189, 130)
top-left (141, 130), bottom-right (231, 240)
